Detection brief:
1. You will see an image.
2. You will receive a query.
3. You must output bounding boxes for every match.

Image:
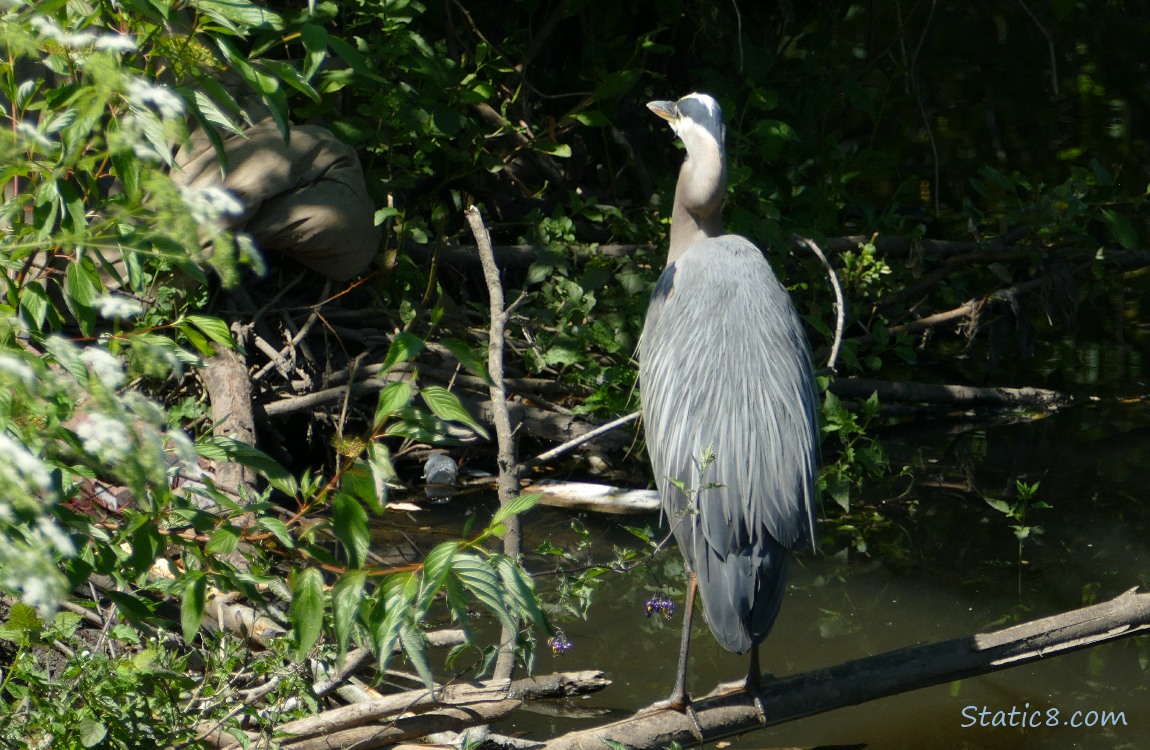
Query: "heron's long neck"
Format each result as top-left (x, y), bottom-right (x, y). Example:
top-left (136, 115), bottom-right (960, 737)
top-left (667, 144), bottom-right (726, 264)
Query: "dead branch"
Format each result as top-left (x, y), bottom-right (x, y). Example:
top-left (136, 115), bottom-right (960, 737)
top-left (794, 235), bottom-right (846, 372)
top-left (829, 377), bottom-right (1070, 410)
top-left (524, 411), bottom-right (639, 469)
top-left (267, 670), bottom-right (609, 743)
top-left (465, 204), bottom-right (523, 683)
top-left (202, 339), bottom-right (257, 503)
top-left (524, 479), bottom-right (659, 514)
top-left (278, 699), bottom-right (522, 750)
top-left (543, 587), bottom-right (1150, 750)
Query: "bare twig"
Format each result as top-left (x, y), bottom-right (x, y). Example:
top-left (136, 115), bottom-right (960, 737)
top-left (524, 410), bottom-right (640, 468)
top-left (1016, 0), bottom-right (1059, 94)
top-left (794, 235), bottom-right (845, 372)
top-left (464, 205), bottom-right (522, 683)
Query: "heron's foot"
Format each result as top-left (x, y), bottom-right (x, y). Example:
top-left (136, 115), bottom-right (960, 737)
top-left (748, 690), bottom-right (768, 726)
top-left (636, 695), bottom-right (705, 739)
top-left (743, 673), bottom-right (771, 726)
top-left (636, 692), bottom-right (689, 715)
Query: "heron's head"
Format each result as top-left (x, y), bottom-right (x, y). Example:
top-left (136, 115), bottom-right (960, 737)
top-left (647, 92), bottom-right (725, 155)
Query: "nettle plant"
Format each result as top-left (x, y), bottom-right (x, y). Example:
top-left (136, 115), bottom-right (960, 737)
top-left (0, 5), bottom-right (550, 740)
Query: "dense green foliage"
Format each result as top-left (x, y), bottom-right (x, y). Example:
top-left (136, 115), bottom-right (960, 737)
top-left (1, 0), bottom-right (1148, 744)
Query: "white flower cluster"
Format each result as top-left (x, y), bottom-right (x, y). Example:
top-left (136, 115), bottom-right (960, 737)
top-left (180, 185), bottom-right (246, 228)
top-left (0, 353), bottom-right (36, 387)
top-left (28, 15), bottom-right (137, 53)
top-left (94, 293), bottom-right (144, 320)
top-left (124, 79), bottom-right (184, 120)
top-left (75, 412), bottom-right (133, 463)
top-left (15, 120), bottom-right (55, 152)
top-left (165, 428), bottom-right (203, 480)
top-left (80, 346), bottom-right (125, 389)
top-left (0, 520), bottom-right (72, 615)
top-left (0, 433), bottom-right (52, 502)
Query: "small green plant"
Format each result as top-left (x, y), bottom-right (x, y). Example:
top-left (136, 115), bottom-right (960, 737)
top-left (839, 234), bottom-right (894, 298)
top-left (985, 479), bottom-right (1049, 594)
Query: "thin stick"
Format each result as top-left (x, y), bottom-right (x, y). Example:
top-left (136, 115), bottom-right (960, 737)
top-left (524, 410), bottom-right (640, 468)
top-left (464, 205), bottom-right (521, 683)
top-left (793, 235), bottom-right (846, 373)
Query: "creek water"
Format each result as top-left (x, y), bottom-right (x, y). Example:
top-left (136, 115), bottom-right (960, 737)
top-left (378, 394), bottom-right (1150, 748)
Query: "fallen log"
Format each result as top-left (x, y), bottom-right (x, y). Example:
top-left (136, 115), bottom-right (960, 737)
top-left (829, 377), bottom-right (1070, 410)
top-left (280, 698), bottom-right (523, 750)
top-left (524, 479), bottom-right (659, 515)
top-left (543, 587), bottom-right (1150, 750)
top-left (264, 671), bottom-right (611, 750)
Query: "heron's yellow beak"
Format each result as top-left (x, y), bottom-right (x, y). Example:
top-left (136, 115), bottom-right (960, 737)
top-left (647, 100), bottom-right (679, 123)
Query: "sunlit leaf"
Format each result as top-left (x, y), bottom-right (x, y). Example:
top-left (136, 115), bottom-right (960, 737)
top-left (381, 332), bottom-right (424, 372)
top-left (366, 442), bottom-right (396, 513)
top-left (373, 381), bottom-right (413, 431)
top-left (490, 493), bottom-right (541, 530)
top-left (332, 570), bottom-right (366, 656)
top-left (332, 492), bottom-right (370, 569)
top-left (419, 385), bottom-right (489, 440)
top-left (205, 526), bottom-right (240, 556)
top-left (197, 436), bottom-right (297, 496)
top-left (495, 556), bottom-right (549, 632)
top-left (440, 338), bottom-right (492, 384)
top-left (289, 567), bottom-right (325, 661)
top-left (186, 314), bottom-right (235, 349)
top-left (180, 573), bottom-right (206, 644)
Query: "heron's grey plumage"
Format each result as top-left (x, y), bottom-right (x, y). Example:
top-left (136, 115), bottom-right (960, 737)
top-left (640, 93), bottom-right (819, 664)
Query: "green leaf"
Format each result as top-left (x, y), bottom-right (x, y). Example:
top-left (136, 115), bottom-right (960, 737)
top-left (495, 556), bottom-right (549, 632)
top-left (64, 259), bottom-right (100, 336)
top-left (365, 442), bottom-right (396, 513)
top-left (181, 573), bottom-right (206, 644)
top-left (197, 436), bottom-right (297, 496)
top-left (78, 718), bottom-right (107, 748)
top-left (985, 498), bottom-right (1013, 515)
top-left (197, 0), bottom-right (283, 33)
top-left (332, 493), bottom-right (370, 569)
top-left (289, 567), bottom-right (325, 661)
top-left (205, 526), bottom-right (240, 556)
top-left (373, 381), bottom-right (413, 431)
top-left (261, 59), bottom-right (321, 103)
top-left (1102, 208), bottom-right (1138, 250)
top-left (419, 385), bottom-right (490, 440)
top-left (490, 493), bottom-right (541, 530)
top-left (451, 553), bottom-right (515, 636)
top-left (257, 516), bottom-right (294, 548)
top-left (381, 332), bottom-right (424, 372)
top-left (186, 314), bottom-right (236, 349)
top-left (298, 23), bottom-right (329, 80)
top-left (332, 570), bottom-right (366, 656)
top-left (370, 573), bottom-right (414, 673)
top-left (534, 140), bottom-right (571, 158)
top-left (440, 338), bottom-right (492, 384)
top-left (399, 624), bottom-right (436, 691)
top-left (418, 541), bottom-right (460, 610)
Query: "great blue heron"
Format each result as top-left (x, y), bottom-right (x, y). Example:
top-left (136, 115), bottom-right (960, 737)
top-left (640, 92), bottom-right (820, 710)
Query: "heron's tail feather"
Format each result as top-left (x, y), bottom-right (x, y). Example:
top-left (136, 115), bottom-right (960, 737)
top-left (692, 534), bottom-right (790, 654)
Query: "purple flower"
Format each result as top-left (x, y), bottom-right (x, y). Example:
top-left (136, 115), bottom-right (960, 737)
top-left (548, 630), bottom-right (573, 655)
top-left (645, 593), bottom-right (675, 620)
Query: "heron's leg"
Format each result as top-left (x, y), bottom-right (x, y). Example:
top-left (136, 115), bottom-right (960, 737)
top-left (667, 569), bottom-right (698, 708)
top-left (745, 646), bottom-right (767, 725)
top-left (638, 569), bottom-right (699, 718)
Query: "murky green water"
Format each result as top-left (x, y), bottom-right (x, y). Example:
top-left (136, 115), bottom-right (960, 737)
top-left (377, 395), bottom-right (1150, 748)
